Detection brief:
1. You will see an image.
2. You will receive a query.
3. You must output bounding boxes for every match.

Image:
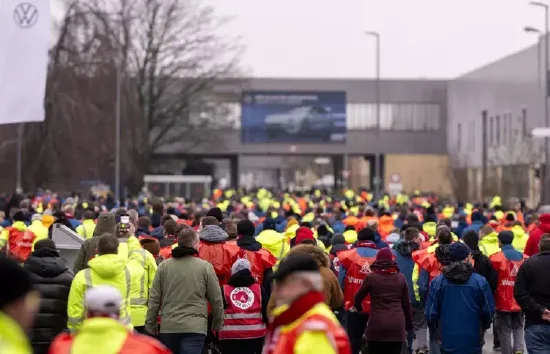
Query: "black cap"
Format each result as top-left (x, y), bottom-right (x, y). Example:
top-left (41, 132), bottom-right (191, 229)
top-left (237, 220), bottom-right (255, 237)
top-left (273, 253), bottom-right (320, 282)
top-left (0, 257), bottom-right (33, 309)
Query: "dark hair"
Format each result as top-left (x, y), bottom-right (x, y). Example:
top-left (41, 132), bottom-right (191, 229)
top-left (98, 235), bottom-right (119, 255)
top-left (138, 216), bottom-right (151, 229)
top-left (34, 238), bottom-right (56, 251)
top-left (164, 220), bottom-right (177, 237)
top-left (344, 225), bottom-right (355, 232)
top-left (438, 218), bottom-right (451, 228)
top-left (83, 210), bottom-right (95, 220)
top-left (540, 234), bottom-right (550, 252)
top-left (114, 208), bottom-right (128, 216)
top-left (201, 216), bottom-right (219, 227)
top-left (152, 202), bottom-right (164, 215)
top-left (178, 228), bottom-right (198, 248)
top-left (160, 214), bottom-right (173, 226)
top-left (436, 226), bottom-right (453, 245)
top-left (206, 207), bottom-right (224, 223)
top-left (403, 227), bottom-right (420, 241)
top-left (174, 223), bottom-right (189, 235)
top-left (406, 214), bottom-right (420, 224)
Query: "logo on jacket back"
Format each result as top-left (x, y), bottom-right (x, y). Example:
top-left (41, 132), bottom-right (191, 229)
top-left (509, 263), bottom-right (519, 277)
top-left (359, 261), bottom-right (371, 274)
top-left (230, 287), bottom-right (255, 309)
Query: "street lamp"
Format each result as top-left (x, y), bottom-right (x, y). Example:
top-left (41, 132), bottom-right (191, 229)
top-left (365, 31), bottom-right (382, 201)
top-left (526, 1), bottom-right (550, 204)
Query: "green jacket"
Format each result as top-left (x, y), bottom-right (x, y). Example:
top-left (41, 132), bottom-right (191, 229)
top-left (73, 236), bottom-right (139, 274)
top-left (145, 253), bottom-right (224, 335)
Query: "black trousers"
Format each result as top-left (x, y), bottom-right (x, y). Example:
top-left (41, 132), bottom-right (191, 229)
top-left (219, 338), bottom-right (264, 354)
top-left (366, 341), bottom-right (403, 354)
top-left (347, 311), bottom-right (369, 354)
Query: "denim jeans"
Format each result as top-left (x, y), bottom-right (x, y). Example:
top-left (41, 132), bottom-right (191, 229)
top-left (525, 325), bottom-right (550, 354)
top-left (159, 333), bottom-right (206, 354)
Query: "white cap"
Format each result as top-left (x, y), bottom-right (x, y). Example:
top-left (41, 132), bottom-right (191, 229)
top-left (231, 258), bottom-right (251, 275)
top-left (85, 286), bottom-right (122, 315)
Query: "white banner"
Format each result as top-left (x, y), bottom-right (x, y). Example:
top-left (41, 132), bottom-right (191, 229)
top-left (0, 0), bottom-right (50, 125)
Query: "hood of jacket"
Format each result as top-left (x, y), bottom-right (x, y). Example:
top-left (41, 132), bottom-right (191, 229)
top-left (511, 225), bottom-right (527, 239)
top-left (256, 229), bottom-right (285, 247)
top-left (87, 254), bottom-right (126, 278)
top-left (237, 235), bottom-right (263, 252)
top-left (199, 225), bottom-right (228, 243)
top-left (11, 220), bottom-right (27, 231)
top-left (284, 224), bottom-right (299, 241)
top-left (443, 261), bottom-right (474, 284)
top-left (537, 214), bottom-right (550, 233)
top-left (393, 241), bottom-right (420, 256)
top-left (423, 221), bottom-right (437, 238)
top-left (480, 231), bottom-right (498, 245)
top-left (286, 244), bottom-right (329, 267)
top-left (24, 248), bottom-right (70, 277)
top-left (150, 226), bottom-right (164, 240)
top-left (343, 229), bottom-right (358, 244)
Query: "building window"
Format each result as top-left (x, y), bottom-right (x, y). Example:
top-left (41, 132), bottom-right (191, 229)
top-left (345, 103), bottom-right (440, 130)
top-left (496, 115), bottom-right (501, 145)
top-left (503, 114), bottom-right (508, 146)
top-left (522, 108), bottom-right (527, 137)
top-left (489, 116), bottom-right (494, 145)
top-left (457, 123), bottom-right (462, 151)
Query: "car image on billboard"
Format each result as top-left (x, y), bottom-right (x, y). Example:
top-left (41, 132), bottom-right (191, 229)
top-left (241, 91), bottom-right (346, 143)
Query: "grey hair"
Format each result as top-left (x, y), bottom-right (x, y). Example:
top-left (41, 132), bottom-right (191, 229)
top-left (540, 234), bottom-right (550, 253)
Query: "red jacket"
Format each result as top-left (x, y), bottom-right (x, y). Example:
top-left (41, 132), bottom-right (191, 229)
top-left (490, 251), bottom-right (528, 312)
top-left (3, 226), bottom-right (36, 263)
top-left (338, 249), bottom-right (376, 312)
top-left (49, 331), bottom-right (171, 354)
top-left (199, 241), bottom-right (240, 286)
top-left (234, 248), bottom-right (277, 285)
top-left (524, 214), bottom-right (550, 256)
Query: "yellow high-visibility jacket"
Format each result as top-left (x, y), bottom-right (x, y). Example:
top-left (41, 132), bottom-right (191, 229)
top-left (76, 220), bottom-right (97, 240)
top-left (28, 220), bottom-right (48, 248)
top-left (0, 311), bottom-right (32, 354)
top-left (256, 229), bottom-right (289, 270)
top-left (127, 239), bottom-right (157, 327)
top-left (67, 254), bottom-right (132, 332)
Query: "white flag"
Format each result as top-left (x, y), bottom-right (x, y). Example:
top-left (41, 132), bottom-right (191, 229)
top-left (0, 0), bottom-right (50, 125)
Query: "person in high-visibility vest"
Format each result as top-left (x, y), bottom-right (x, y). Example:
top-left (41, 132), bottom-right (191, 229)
top-left (0, 257), bottom-right (39, 354)
top-left (76, 210), bottom-right (96, 240)
top-left (218, 258), bottom-right (268, 354)
top-left (50, 286), bottom-right (170, 354)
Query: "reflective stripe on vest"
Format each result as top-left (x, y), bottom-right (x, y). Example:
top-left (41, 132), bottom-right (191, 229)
top-left (225, 313), bottom-right (262, 320)
top-left (128, 249), bottom-right (148, 307)
top-left (220, 324), bottom-right (266, 331)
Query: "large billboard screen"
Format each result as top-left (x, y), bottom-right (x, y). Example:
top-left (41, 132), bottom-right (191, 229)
top-left (241, 91), bottom-right (346, 143)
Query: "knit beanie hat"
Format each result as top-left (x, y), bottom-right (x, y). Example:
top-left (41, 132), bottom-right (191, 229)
top-left (448, 243), bottom-right (471, 262)
top-left (237, 220), bottom-right (255, 237)
top-left (231, 258), bottom-right (251, 275)
top-left (498, 231), bottom-right (514, 245)
top-left (0, 257), bottom-right (34, 310)
top-left (376, 248), bottom-right (394, 261)
top-left (93, 213), bottom-right (116, 237)
top-left (357, 228), bottom-right (375, 241)
top-left (331, 233), bottom-right (346, 246)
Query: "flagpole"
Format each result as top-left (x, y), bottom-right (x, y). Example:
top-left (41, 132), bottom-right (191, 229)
top-left (15, 123), bottom-right (23, 192)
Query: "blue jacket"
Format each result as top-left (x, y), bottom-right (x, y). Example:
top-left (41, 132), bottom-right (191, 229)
top-left (338, 247), bottom-right (378, 289)
top-left (453, 221), bottom-right (468, 239)
top-left (392, 243), bottom-right (420, 307)
top-left (331, 221), bottom-right (346, 234)
top-left (426, 270), bottom-right (495, 354)
top-left (374, 232), bottom-right (389, 249)
top-left (460, 220), bottom-right (484, 238)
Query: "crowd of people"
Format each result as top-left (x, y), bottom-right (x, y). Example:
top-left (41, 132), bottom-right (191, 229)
top-left (0, 189), bottom-right (549, 354)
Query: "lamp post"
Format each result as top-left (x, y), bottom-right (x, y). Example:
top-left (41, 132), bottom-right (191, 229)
top-left (365, 31), bottom-right (382, 201)
top-left (526, 0), bottom-right (550, 204)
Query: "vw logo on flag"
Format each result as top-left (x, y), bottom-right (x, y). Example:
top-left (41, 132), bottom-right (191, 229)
top-left (13, 2), bottom-right (39, 29)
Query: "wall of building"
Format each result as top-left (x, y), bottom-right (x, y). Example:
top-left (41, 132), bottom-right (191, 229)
top-left (447, 42), bottom-right (546, 169)
top-left (384, 154), bottom-right (452, 195)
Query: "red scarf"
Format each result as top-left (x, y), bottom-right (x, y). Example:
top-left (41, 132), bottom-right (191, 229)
top-left (355, 240), bottom-right (377, 249)
top-left (264, 291), bottom-right (325, 347)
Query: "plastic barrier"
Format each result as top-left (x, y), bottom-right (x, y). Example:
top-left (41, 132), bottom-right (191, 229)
top-left (52, 223), bottom-right (85, 270)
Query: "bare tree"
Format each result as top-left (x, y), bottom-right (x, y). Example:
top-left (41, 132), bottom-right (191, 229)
top-left (0, 0), bottom-right (241, 193)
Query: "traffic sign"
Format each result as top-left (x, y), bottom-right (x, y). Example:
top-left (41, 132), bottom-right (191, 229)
top-left (390, 172), bottom-right (401, 183)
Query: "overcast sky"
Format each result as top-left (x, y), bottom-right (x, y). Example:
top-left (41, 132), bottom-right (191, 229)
top-left (52, 0), bottom-right (549, 79)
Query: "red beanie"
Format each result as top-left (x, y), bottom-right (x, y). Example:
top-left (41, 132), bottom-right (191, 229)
top-left (295, 227), bottom-right (315, 244)
top-left (376, 248), bottom-right (394, 261)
